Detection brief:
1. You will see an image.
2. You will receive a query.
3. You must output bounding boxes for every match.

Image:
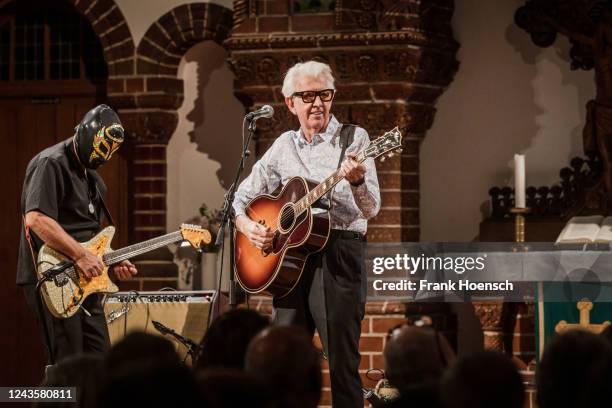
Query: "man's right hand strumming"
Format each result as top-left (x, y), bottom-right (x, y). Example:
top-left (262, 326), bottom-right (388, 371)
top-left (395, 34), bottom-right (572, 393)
top-left (25, 210), bottom-right (105, 280)
top-left (236, 215), bottom-right (275, 250)
top-left (75, 250), bottom-right (105, 279)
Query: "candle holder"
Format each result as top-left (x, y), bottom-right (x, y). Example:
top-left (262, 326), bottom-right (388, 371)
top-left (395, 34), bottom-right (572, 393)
top-left (509, 207), bottom-right (530, 245)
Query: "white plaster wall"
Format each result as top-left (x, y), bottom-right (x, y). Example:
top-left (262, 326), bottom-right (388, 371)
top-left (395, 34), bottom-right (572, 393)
top-left (420, 0), bottom-right (595, 241)
top-left (114, 0), bottom-right (233, 45)
top-left (166, 41), bottom-right (245, 230)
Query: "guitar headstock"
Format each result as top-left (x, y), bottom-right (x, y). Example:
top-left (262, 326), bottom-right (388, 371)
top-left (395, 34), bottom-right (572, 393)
top-left (365, 127), bottom-right (403, 161)
top-left (180, 224), bottom-right (212, 249)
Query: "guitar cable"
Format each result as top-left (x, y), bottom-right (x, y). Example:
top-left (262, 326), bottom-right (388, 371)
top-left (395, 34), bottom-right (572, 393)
top-left (36, 260), bottom-right (73, 318)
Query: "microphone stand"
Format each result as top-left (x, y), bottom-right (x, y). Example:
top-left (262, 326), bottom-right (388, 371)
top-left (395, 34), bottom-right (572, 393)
top-left (152, 320), bottom-right (201, 362)
top-left (215, 118), bottom-right (257, 309)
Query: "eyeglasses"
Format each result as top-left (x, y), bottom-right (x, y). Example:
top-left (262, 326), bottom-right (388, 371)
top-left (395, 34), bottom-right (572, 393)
top-left (291, 89), bottom-right (335, 103)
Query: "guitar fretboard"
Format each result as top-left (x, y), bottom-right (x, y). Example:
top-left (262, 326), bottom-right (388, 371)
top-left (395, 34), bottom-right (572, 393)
top-left (103, 231), bottom-right (183, 265)
top-left (293, 149), bottom-right (368, 217)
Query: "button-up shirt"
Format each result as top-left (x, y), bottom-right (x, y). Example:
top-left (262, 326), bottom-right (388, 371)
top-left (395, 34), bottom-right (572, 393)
top-left (233, 115), bottom-right (380, 234)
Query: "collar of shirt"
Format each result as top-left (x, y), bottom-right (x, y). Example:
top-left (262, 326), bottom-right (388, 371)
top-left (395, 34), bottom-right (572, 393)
top-left (293, 115), bottom-right (341, 149)
top-left (64, 138), bottom-right (83, 173)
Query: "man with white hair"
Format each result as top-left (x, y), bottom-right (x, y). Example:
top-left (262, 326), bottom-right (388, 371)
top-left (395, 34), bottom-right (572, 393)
top-left (233, 60), bottom-right (380, 407)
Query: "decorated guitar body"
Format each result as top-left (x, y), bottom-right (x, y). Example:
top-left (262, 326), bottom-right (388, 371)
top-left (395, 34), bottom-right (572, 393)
top-left (37, 224), bottom-right (211, 319)
top-left (38, 226), bottom-right (118, 319)
top-left (235, 127), bottom-right (403, 298)
top-left (235, 177), bottom-right (330, 297)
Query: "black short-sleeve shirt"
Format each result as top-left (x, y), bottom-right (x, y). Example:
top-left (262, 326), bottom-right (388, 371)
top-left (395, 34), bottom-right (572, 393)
top-left (17, 138), bottom-right (107, 285)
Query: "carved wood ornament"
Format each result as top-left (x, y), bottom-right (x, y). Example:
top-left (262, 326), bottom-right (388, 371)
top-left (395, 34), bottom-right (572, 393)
top-left (516, 0), bottom-right (612, 213)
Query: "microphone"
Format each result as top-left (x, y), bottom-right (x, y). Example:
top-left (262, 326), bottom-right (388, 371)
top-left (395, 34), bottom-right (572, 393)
top-left (152, 320), bottom-right (201, 356)
top-left (245, 105), bottom-right (274, 121)
top-left (152, 320), bottom-right (173, 336)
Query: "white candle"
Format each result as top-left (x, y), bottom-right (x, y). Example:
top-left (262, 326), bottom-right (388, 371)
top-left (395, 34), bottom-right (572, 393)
top-left (514, 154), bottom-right (526, 208)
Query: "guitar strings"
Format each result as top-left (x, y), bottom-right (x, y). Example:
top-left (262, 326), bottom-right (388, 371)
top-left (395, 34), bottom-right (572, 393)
top-left (105, 237), bottom-right (178, 265)
top-left (104, 231), bottom-right (182, 264)
top-left (241, 138), bottom-right (394, 241)
top-left (103, 233), bottom-right (182, 266)
top-left (273, 148), bottom-right (376, 233)
top-left (274, 162), bottom-right (360, 230)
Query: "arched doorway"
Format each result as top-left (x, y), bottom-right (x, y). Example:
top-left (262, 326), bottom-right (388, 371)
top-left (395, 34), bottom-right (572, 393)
top-left (0, 0), bottom-right (129, 385)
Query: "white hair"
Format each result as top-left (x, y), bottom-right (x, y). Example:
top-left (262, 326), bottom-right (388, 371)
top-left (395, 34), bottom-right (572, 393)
top-left (281, 60), bottom-right (335, 97)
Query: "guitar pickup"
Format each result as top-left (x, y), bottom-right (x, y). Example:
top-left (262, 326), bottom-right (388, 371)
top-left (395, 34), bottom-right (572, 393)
top-left (53, 274), bottom-right (69, 287)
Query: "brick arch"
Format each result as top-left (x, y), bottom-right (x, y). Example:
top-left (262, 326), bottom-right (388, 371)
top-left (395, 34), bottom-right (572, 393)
top-left (136, 2), bottom-right (233, 77)
top-left (99, 3), bottom-right (233, 290)
top-left (67, 0), bottom-right (136, 76)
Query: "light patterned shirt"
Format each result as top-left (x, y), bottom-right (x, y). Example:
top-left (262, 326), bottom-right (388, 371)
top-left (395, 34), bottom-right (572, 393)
top-left (232, 115), bottom-right (380, 234)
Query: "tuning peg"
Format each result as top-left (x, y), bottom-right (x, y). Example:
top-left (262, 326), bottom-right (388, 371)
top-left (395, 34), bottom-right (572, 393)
top-left (380, 156), bottom-right (386, 162)
top-left (387, 153), bottom-right (394, 158)
top-left (396, 148), bottom-right (403, 153)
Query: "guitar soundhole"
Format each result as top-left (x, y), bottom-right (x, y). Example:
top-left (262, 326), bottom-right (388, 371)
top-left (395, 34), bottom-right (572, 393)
top-left (278, 204), bottom-right (296, 233)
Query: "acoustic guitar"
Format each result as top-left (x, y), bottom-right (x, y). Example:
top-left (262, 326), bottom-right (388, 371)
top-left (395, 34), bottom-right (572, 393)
top-left (235, 127), bottom-right (402, 298)
top-left (37, 224), bottom-right (211, 318)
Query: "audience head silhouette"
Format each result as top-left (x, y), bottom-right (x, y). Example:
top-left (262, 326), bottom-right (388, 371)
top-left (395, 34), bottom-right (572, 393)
top-left (196, 368), bottom-right (272, 408)
top-left (537, 329), bottom-right (612, 408)
top-left (440, 350), bottom-right (524, 408)
top-left (384, 325), bottom-right (446, 393)
top-left (245, 325), bottom-right (322, 408)
top-left (38, 353), bottom-right (104, 408)
top-left (196, 308), bottom-right (270, 370)
top-left (100, 332), bottom-right (202, 407)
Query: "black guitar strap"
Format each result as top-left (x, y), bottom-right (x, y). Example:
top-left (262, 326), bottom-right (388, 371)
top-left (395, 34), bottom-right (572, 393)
top-left (319, 124), bottom-right (357, 210)
top-left (87, 170), bottom-right (115, 226)
top-left (95, 184), bottom-right (115, 227)
top-left (337, 124), bottom-right (357, 169)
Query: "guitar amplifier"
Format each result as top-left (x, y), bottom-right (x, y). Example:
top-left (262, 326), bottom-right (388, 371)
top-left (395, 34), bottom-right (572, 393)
top-left (103, 290), bottom-right (217, 359)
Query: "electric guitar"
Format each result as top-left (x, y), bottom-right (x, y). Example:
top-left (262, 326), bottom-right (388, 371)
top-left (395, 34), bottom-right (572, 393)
top-left (37, 224), bottom-right (211, 318)
top-left (234, 127), bottom-right (402, 298)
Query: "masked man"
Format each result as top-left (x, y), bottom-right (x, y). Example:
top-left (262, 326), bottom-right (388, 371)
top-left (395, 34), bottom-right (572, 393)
top-left (233, 61), bottom-right (381, 407)
top-left (17, 104), bottom-right (137, 364)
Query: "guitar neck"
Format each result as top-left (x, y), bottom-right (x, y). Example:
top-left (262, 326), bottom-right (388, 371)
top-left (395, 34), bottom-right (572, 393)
top-left (293, 149), bottom-right (368, 216)
top-left (103, 231), bottom-right (183, 266)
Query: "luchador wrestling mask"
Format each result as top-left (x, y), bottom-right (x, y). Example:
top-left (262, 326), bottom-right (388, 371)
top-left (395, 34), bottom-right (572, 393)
top-left (74, 104), bottom-right (124, 169)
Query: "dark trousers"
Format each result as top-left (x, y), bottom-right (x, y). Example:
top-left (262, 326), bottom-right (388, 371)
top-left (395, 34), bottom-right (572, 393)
top-left (21, 284), bottom-right (111, 364)
top-left (273, 231), bottom-right (367, 408)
